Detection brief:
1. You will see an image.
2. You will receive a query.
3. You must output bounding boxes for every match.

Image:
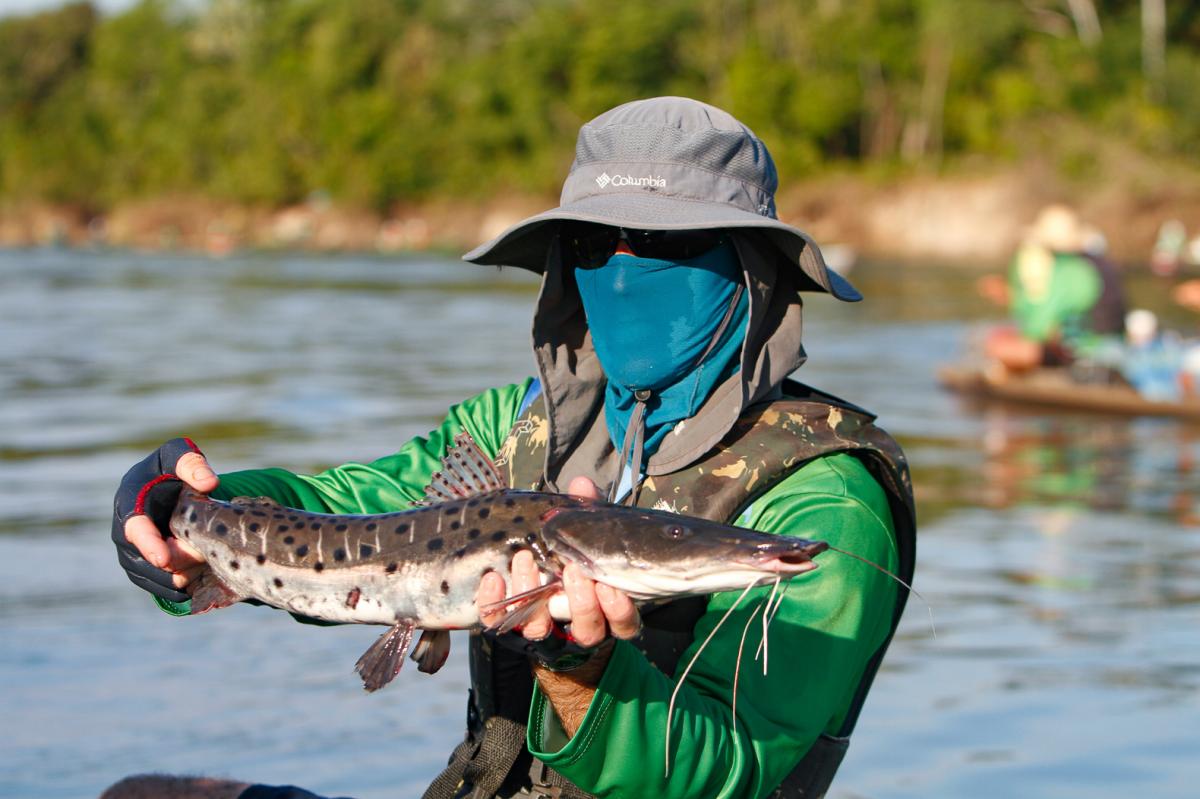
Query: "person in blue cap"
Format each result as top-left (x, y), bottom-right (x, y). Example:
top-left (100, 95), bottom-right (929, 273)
top-left (104, 97), bottom-right (916, 799)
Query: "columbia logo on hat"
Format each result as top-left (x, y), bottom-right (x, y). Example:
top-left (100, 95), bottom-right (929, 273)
top-left (593, 172), bottom-right (666, 190)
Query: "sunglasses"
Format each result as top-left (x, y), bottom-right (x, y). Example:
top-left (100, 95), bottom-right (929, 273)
top-left (563, 224), bottom-right (725, 268)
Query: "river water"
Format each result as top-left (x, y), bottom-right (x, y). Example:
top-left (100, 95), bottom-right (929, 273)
top-left (1, 247), bottom-right (1196, 798)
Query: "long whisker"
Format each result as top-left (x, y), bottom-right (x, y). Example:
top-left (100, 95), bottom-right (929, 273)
top-left (755, 577), bottom-right (790, 662)
top-left (665, 580), bottom-right (757, 778)
top-left (732, 591), bottom-right (768, 724)
top-left (826, 544), bottom-right (937, 638)
top-left (759, 577), bottom-right (781, 674)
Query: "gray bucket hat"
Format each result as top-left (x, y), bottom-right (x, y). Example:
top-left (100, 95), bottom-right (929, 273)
top-left (463, 96), bottom-right (860, 301)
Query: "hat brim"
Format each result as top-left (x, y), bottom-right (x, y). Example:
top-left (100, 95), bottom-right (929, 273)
top-left (463, 193), bottom-right (861, 302)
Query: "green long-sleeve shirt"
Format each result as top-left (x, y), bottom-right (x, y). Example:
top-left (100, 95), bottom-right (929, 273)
top-left (1009, 247), bottom-right (1102, 346)
top-left (162, 379), bottom-right (898, 798)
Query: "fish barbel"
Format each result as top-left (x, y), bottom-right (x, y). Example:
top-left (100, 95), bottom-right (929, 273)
top-left (169, 434), bottom-right (828, 690)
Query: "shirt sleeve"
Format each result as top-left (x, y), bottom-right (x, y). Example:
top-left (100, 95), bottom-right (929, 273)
top-left (527, 452), bottom-right (901, 798)
top-left (153, 379), bottom-right (534, 616)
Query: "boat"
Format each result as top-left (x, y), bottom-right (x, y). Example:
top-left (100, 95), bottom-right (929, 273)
top-left (937, 364), bottom-right (1200, 421)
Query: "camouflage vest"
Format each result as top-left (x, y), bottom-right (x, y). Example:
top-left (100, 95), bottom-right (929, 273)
top-left (423, 380), bottom-right (916, 799)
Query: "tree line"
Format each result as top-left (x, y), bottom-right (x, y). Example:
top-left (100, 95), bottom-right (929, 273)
top-left (1, 0), bottom-right (1198, 213)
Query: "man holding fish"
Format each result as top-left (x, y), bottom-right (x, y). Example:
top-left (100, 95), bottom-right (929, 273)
top-left (104, 98), bottom-right (916, 799)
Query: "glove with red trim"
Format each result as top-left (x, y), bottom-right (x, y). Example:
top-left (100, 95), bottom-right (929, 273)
top-left (110, 437), bottom-right (204, 603)
top-left (487, 622), bottom-right (602, 672)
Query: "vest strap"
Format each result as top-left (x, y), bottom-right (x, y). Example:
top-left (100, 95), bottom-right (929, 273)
top-left (421, 716), bottom-right (526, 799)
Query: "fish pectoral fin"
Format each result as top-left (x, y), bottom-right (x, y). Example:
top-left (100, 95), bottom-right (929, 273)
top-left (355, 620), bottom-right (416, 692)
top-left (410, 629), bottom-right (452, 675)
top-left (480, 579), bottom-right (562, 634)
top-left (188, 572), bottom-right (245, 614)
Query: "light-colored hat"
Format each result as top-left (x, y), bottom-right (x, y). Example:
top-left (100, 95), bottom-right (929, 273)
top-left (1028, 204), bottom-right (1083, 252)
top-left (463, 96), bottom-right (860, 301)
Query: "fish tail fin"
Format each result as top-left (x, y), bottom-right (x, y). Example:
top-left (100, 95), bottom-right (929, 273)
top-left (355, 620), bottom-right (416, 692)
top-left (188, 573), bottom-right (245, 614)
top-left (410, 629), bottom-right (452, 674)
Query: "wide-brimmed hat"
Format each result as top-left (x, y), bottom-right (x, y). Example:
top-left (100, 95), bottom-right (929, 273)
top-left (463, 96), bottom-right (861, 301)
top-left (1027, 204), bottom-right (1084, 253)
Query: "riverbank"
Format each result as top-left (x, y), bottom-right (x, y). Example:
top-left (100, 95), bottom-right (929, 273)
top-left (4, 157), bottom-right (1199, 268)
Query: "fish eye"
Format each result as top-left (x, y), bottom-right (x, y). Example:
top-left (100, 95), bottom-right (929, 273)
top-left (664, 524), bottom-right (690, 540)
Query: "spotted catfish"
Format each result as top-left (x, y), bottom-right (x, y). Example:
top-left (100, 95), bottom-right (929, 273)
top-left (170, 433), bottom-right (829, 691)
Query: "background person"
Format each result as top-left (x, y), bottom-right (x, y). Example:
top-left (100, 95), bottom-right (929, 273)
top-left (103, 97), bottom-right (916, 799)
top-left (978, 204), bottom-right (1125, 373)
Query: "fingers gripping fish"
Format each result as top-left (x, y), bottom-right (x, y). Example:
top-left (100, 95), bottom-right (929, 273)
top-left (169, 434), bottom-right (829, 691)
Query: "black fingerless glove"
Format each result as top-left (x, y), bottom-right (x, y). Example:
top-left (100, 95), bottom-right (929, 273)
top-left (487, 622), bottom-right (601, 672)
top-left (111, 437), bottom-right (204, 603)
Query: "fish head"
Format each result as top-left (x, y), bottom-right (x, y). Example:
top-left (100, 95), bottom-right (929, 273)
top-left (538, 505), bottom-right (828, 600)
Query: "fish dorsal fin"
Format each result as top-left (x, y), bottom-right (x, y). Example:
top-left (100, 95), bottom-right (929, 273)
top-left (421, 432), bottom-right (506, 504)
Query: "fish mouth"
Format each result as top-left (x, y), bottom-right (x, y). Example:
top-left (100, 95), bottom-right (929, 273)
top-left (740, 540), bottom-right (829, 573)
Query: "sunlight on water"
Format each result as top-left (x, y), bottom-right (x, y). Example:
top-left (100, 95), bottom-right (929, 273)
top-left (0, 248), bottom-right (1196, 798)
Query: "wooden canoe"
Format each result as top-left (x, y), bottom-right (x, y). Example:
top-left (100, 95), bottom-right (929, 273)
top-left (937, 364), bottom-right (1200, 421)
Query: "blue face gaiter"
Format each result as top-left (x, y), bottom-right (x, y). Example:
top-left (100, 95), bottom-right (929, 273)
top-left (574, 238), bottom-right (749, 466)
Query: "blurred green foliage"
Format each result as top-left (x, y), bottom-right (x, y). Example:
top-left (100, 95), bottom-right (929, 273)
top-left (1, 0), bottom-right (1197, 211)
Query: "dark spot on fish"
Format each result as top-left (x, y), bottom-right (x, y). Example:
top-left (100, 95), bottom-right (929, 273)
top-left (512, 516), bottom-right (525, 524)
top-left (333, 547), bottom-right (347, 562)
top-left (395, 523), bottom-right (410, 535)
top-left (453, 547), bottom-right (467, 558)
top-left (215, 523), bottom-right (228, 536)
top-left (256, 554), bottom-right (267, 565)
top-left (427, 538), bottom-right (444, 551)
top-left (188, 510), bottom-right (197, 522)
top-left (359, 544), bottom-right (373, 558)
top-left (468, 499), bottom-right (480, 508)
top-left (251, 510), bottom-right (266, 517)
top-left (490, 530), bottom-right (506, 542)
top-left (450, 521), bottom-right (461, 530)
top-left (440, 580), bottom-right (450, 594)
top-left (478, 508), bottom-right (490, 519)
top-left (283, 535), bottom-right (294, 544)
top-left (229, 560), bottom-right (240, 570)
top-left (445, 506), bottom-right (458, 516)
top-left (385, 562), bottom-right (398, 573)
top-left (468, 528), bottom-right (481, 539)
top-left (278, 525), bottom-right (289, 532)
top-left (314, 562), bottom-right (325, 572)
top-left (509, 543), bottom-right (523, 553)
top-left (504, 498), bottom-right (515, 507)
top-left (295, 544), bottom-right (309, 557)
top-left (210, 550), bottom-right (218, 557)
top-left (335, 524), bottom-right (348, 532)
top-left (293, 521), bottom-right (305, 530)
top-left (233, 508), bottom-right (245, 516)
top-left (346, 587), bottom-right (361, 609)
top-left (273, 578), bottom-right (283, 588)
top-left (273, 513), bottom-right (285, 519)
top-left (366, 522), bottom-right (377, 532)
top-left (288, 514), bottom-right (298, 521)
top-left (248, 523), bottom-right (261, 533)
top-left (311, 522), bottom-right (322, 531)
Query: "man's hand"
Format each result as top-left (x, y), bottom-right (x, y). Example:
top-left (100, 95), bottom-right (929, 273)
top-left (474, 476), bottom-right (642, 737)
top-left (476, 476), bottom-right (640, 644)
top-left (112, 439), bottom-right (217, 600)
